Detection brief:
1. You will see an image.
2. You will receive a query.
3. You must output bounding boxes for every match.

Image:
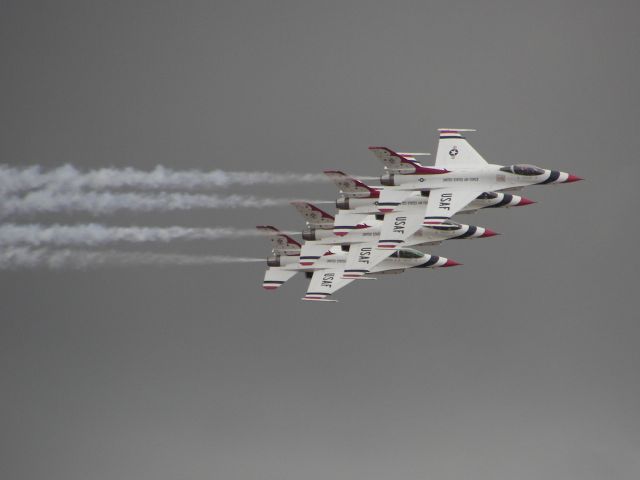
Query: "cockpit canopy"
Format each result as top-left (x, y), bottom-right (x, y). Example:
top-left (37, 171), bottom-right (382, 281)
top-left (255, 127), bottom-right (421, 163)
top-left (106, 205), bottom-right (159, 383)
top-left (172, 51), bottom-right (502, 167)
top-left (500, 164), bottom-right (545, 176)
top-left (477, 191), bottom-right (498, 200)
top-left (389, 248), bottom-right (425, 259)
top-left (427, 220), bottom-right (461, 231)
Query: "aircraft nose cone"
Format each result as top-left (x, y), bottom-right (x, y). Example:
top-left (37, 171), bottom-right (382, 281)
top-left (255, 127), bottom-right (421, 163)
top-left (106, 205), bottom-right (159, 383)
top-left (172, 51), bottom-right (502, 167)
top-left (442, 259), bottom-right (462, 267)
top-left (517, 197), bottom-right (536, 206)
top-left (564, 174), bottom-right (583, 183)
top-left (480, 228), bottom-right (500, 238)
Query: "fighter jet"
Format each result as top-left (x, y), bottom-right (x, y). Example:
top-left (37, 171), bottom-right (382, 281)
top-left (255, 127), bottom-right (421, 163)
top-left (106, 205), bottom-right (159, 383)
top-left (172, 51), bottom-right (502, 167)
top-left (370, 128), bottom-right (581, 220)
top-left (363, 129), bottom-right (581, 252)
top-left (290, 201), bottom-right (498, 272)
top-left (257, 225), bottom-right (460, 301)
top-left (324, 170), bottom-right (535, 236)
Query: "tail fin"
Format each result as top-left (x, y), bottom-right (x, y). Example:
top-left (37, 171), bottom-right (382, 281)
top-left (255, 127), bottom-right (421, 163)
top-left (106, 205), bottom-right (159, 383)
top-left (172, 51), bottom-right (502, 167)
top-left (291, 202), bottom-right (334, 228)
top-left (369, 147), bottom-right (424, 173)
top-left (435, 129), bottom-right (488, 167)
top-left (256, 226), bottom-right (301, 255)
top-left (369, 147), bottom-right (444, 174)
top-left (324, 170), bottom-right (380, 198)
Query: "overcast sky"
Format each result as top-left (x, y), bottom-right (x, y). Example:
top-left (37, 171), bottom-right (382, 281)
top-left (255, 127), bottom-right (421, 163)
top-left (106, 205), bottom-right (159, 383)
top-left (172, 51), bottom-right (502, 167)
top-left (1, 1), bottom-right (639, 479)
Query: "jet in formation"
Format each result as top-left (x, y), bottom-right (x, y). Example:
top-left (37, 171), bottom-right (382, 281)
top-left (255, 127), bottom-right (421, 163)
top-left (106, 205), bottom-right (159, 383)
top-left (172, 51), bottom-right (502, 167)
top-left (258, 129), bottom-right (581, 301)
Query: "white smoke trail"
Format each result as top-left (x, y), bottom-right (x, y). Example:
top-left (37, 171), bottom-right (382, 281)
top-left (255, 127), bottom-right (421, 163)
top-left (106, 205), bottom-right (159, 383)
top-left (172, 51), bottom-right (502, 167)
top-left (0, 223), bottom-right (295, 247)
top-left (0, 164), bottom-right (332, 194)
top-left (0, 246), bottom-right (264, 270)
top-left (0, 190), bottom-right (330, 218)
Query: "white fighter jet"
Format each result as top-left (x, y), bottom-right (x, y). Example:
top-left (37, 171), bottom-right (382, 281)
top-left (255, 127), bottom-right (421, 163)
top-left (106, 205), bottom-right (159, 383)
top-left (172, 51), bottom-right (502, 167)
top-left (371, 129), bottom-right (581, 217)
top-left (365, 129), bottom-right (581, 251)
top-left (257, 225), bottom-right (460, 302)
top-left (323, 170), bottom-right (535, 236)
top-left (290, 201), bottom-right (498, 272)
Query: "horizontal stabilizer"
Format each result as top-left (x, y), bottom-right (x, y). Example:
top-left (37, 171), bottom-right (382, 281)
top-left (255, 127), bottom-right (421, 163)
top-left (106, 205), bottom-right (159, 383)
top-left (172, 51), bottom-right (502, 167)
top-left (299, 242), bottom-right (332, 267)
top-left (262, 269), bottom-right (297, 290)
top-left (333, 211), bottom-right (373, 236)
top-left (376, 189), bottom-right (415, 213)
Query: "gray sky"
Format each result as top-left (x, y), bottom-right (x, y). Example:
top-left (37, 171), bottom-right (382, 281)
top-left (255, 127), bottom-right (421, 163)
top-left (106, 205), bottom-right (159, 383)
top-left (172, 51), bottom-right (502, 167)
top-left (1, 1), bottom-right (639, 479)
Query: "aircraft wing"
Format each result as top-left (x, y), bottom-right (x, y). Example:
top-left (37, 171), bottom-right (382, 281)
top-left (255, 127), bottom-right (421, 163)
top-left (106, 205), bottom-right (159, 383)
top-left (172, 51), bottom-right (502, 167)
top-left (435, 129), bottom-right (488, 168)
top-left (423, 187), bottom-right (485, 224)
top-left (342, 242), bottom-right (393, 279)
top-left (302, 269), bottom-right (355, 302)
top-left (376, 203), bottom-right (426, 250)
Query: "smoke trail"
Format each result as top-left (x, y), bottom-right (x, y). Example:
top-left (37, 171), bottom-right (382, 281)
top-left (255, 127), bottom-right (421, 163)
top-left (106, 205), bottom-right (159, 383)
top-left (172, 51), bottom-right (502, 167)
top-left (0, 190), bottom-right (330, 218)
top-left (0, 246), bottom-right (264, 270)
top-left (0, 223), bottom-right (296, 247)
top-left (0, 164), bottom-right (333, 194)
